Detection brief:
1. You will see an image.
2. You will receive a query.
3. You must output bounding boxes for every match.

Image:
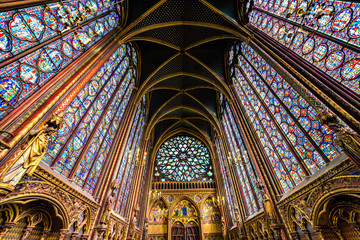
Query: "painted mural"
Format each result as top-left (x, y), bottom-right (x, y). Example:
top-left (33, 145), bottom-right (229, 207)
top-left (173, 200), bottom-right (198, 218)
top-left (202, 198), bottom-right (221, 223)
top-left (149, 200), bottom-right (168, 224)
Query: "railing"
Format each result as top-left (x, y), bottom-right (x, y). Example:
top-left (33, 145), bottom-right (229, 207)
top-left (152, 181), bottom-right (216, 190)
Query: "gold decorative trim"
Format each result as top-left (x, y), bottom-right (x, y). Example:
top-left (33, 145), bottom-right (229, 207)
top-left (129, 37), bottom-right (181, 51)
top-left (185, 35), bottom-right (236, 50)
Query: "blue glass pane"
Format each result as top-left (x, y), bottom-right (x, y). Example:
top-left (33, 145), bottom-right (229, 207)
top-left (250, 0), bottom-right (360, 95)
top-left (154, 136), bottom-right (213, 182)
top-left (0, 1), bottom-right (122, 120)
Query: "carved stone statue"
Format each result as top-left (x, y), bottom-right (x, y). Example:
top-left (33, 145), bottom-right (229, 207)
top-left (316, 108), bottom-right (360, 164)
top-left (0, 112), bottom-right (64, 191)
top-left (128, 205), bottom-right (140, 240)
top-left (100, 180), bottom-right (119, 225)
top-left (256, 179), bottom-right (277, 225)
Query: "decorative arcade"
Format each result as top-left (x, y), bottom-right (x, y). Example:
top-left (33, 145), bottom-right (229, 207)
top-left (0, 0), bottom-right (359, 239)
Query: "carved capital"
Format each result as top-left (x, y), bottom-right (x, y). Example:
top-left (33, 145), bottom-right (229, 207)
top-left (0, 222), bottom-right (15, 236)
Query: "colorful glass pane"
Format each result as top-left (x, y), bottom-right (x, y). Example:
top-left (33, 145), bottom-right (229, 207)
top-left (349, 16), bottom-right (360, 38)
top-left (332, 8), bottom-right (352, 31)
top-left (313, 44), bottom-right (328, 61)
top-left (19, 64), bottom-right (39, 84)
top-left (302, 38), bottom-right (315, 55)
top-left (341, 59), bottom-right (360, 80)
top-left (0, 29), bottom-right (11, 51)
top-left (43, 44), bottom-right (128, 167)
top-left (221, 103), bottom-right (262, 216)
top-left (250, 0), bottom-right (360, 95)
top-left (116, 103), bottom-right (146, 216)
top-left (74, 71), bottom-right (135, 193)
top-left (44, 43), bottom-right (137, 196)
top-left (154, 136), bottom-right (213, 182)
top-left (0, 77), bottom-right (21, 105)
top-left (44, 11), bottom-right (58, 30)
top-left (37, 48), bottom-right (63, 72)
top-left (326, 51), bottom-right (345, 70)
top-left (62, 42), bottom-right (73, 58)
top-left (215, 137), bottom-right (237, 223)
top-left (9, 13), bottom-right (44, 41)
top-left (228, 41), bottom-right (343, 192)
top-left (0, 0), bottom-right (122, 120)
top-left (293, 33), bottom-right (304, 48)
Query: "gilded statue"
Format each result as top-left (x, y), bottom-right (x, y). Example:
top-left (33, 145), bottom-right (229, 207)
top-left (100, 180), bottom-right (119, 225)
top-left (0, 112), bottom-right (64, 190)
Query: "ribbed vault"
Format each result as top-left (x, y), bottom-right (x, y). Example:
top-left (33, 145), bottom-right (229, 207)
top-left (120, 0), bottom-right (249, 145)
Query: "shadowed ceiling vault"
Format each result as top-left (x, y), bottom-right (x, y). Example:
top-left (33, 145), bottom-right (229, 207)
top-left (119, 0), bottom-right (250, 144)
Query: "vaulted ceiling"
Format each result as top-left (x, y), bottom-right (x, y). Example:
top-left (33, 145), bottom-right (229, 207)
top-left (119, 0), bottom-right (250, 146)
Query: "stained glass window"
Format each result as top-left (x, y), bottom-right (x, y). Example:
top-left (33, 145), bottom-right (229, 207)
top-left (115, 102), bottom-right (146, 217)
top-left (221, 101), bottom-right (262, 216)
top-left (215, 137), bottom-right (237, 224)
top-left (43, 42), bottom-right (137, 195)
top-left (137, 141), bottom-right (151, 228)
top-left (0, 0), bottom-right (123, 120)
top-left (229, 41), bottom-right (342, 193)
top-left (154, 136), bottom-right (214, 182)
top-left (249, 0), bottom-right (360, 95)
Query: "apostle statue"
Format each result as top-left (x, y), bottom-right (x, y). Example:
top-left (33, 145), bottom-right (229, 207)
top-left (256, 178), bottom-right (277, 225)
top-left (316, 108), bottom-right (360, 165)
top-left (0, 112), bottom-right (64, 190)
top-left (100, 180), bottom-right (119, 225)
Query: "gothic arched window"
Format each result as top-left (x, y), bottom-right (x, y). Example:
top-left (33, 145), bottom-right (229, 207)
top-left (249, 0), bottom-right (360, 96)
top-left (154, 136), bottom-right (214, 182)
top-left (115, 102), bottom-right (146, 217)
top-left (43, 43), bottom-right (137, 194)
top-left (229, 41), bottom-right (342, 192)
top-left (215, 137), bottom-right (237, 224)
top-left (0, 0), bottom-right (124, 120)
top-left (221, 101), bottom-right (262, 216)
